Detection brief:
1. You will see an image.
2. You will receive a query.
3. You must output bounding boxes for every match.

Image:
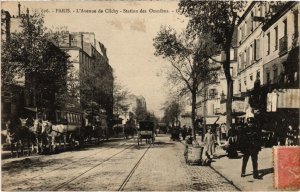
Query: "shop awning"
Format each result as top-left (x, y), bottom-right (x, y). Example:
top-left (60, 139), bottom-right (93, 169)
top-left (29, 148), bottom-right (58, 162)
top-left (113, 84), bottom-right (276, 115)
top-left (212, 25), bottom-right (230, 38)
top-left (277, 89), bottom-right (300, 109)
top-left (205, 116), bottom-right (219, 125)
top-left (24, 107), bottom-right (38, 112)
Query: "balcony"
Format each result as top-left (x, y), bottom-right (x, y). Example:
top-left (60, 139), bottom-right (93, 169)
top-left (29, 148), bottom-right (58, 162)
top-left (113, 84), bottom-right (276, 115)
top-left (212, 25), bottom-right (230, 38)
top-left (279, 36), bottom-right (288, 55)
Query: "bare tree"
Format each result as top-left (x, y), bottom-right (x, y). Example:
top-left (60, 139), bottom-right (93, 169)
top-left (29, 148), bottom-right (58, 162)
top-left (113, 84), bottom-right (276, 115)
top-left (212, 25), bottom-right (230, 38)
top-left (179, 1), bottom-right (247, 128)
top-left (153, 27), bottom-right (219, 138)
top-left (113, 79), bottom-right (130, 117)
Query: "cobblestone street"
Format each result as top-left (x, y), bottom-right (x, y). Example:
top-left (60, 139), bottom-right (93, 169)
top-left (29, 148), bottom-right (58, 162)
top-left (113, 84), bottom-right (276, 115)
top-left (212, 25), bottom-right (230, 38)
top-left (2, 135), bottom-right (237, 191)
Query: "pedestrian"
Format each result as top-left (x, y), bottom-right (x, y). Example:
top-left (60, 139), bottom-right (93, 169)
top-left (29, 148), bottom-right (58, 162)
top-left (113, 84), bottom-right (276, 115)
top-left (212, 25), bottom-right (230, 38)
top-left (227, 126), bottom-right (238, 158)
top-left (221, 123), bottom-right (227, 140)
top-left (182, 125), bottom-right (187, 140)
top-left (203, 127), bottom-right (216, 159)
top-left (240, 117), bottom-right (262, 179)
top-left (187, 126), bottom-right (192, 136)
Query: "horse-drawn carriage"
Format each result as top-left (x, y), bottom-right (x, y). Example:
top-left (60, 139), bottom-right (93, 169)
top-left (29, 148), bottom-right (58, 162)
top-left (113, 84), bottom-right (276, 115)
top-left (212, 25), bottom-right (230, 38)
top-left (3, 108), bottom-right (109, 157)
top-left (137, 120), bottom-right (155, 145)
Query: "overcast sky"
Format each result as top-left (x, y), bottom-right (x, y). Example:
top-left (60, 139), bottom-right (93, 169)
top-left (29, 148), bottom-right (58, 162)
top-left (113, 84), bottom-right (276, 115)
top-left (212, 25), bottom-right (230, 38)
top-left (2, 0), bottom-right (188, 117)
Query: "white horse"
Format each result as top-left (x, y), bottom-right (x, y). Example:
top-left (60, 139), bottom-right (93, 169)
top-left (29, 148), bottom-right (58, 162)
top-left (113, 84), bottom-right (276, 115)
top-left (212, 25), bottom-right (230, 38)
top-left (41, 120), bottom-right (68, 152)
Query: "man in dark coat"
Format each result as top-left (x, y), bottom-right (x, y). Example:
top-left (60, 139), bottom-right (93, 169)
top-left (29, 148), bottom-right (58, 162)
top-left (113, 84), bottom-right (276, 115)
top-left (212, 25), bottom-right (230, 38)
top-left (240, 117), bottom-right (261, 179)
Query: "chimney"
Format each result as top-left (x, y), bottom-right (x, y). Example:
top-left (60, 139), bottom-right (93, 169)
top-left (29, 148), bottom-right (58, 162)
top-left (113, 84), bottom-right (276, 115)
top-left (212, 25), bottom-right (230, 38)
top-left (18, 2), bottom-right (21, 16)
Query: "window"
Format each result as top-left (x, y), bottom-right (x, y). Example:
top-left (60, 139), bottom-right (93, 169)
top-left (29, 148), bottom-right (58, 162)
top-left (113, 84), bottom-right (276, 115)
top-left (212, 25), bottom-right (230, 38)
top-left (274, 26), bottom-right (278, 50)
top-left (283, 19), bottom-right (287, 37)
top-left (251, 43), bottom-right (254, 63)
top-left (250, 74), bottom-right (253, 82)
top-left (256, 70), bottom-right (260, 80)
top-left (251, 12), bottom-right (254, 32)
top-left (244, 49), bottom-right (247, 67)
top-left (255, 38), bottom-right (261, 60)
top-left (247, 47), bottom-right (250, 66)
top-left (267, 32), bottom-right (270, 55)
top-left (239, 80), bottom-right (241, 92)
top-left (209, 89), bottom-right (218, 99)
top-left (239, 54), bottom-right (242, 71)
top-left (266, 71), bottom-right (270, 83)
top-left (294, 10), bottom-right (298, 37)
top-left (244, 77), bottom-right (247, 86)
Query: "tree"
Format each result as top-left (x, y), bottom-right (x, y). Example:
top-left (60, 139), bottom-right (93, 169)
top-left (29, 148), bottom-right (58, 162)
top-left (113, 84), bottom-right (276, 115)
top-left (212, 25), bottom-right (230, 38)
top-left (179, 1), bottom-right (247, 128)
top-left (153, 27), bottom-right (219, 138)
top-left (113, 79), bottom-right (130, 117)
top-left (134, 98), bottom-right (148, 122)
top-left (1, 11), bottom-right (70, 119)
top-left (162, 100), bottom-right (182, 127)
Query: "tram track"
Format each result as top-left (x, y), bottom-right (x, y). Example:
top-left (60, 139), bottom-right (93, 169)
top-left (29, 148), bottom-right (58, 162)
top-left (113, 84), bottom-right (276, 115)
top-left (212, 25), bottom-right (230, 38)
top-left (50, 143), bottom-right (136, 191)
top-left (29, 142), bottom-right (128, 180)
top-left (118, 144), bottom-right (151, 191)
top-left (6, 141), bottom-right (130, 188)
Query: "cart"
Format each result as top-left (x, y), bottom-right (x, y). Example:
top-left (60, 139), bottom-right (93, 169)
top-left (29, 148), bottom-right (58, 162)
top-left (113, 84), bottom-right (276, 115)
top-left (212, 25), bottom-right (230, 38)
top-left (184, 137), bottom-right (204, 165)
top-left (137, 120), bottom-right (155, 146)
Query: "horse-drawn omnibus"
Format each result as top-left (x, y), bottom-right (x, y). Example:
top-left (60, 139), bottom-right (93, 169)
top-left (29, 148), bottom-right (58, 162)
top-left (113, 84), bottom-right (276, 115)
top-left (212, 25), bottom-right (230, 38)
top-left (137, 120), bottom-right (155, 145)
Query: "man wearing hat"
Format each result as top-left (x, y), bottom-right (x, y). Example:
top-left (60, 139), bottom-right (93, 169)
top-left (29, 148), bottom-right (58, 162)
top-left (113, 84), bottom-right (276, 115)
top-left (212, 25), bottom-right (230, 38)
top-left (240, 117), bottom-right (262, 179)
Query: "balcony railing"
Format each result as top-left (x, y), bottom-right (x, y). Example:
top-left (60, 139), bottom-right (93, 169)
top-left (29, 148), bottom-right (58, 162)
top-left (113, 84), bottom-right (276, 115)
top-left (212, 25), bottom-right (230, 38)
top-left (279, 36), bottom-right (288, 55)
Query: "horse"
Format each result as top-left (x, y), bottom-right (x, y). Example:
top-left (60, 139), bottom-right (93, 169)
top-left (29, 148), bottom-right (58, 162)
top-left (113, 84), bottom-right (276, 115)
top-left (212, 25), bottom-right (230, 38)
top-left (41, 120), bottom-right (68, 153)
top-left (5, 120), bottom-right (24, 157)
top-left (32, 119), bottom-right (46, 154)
top-left (19, 118), bottom-right (36, 156)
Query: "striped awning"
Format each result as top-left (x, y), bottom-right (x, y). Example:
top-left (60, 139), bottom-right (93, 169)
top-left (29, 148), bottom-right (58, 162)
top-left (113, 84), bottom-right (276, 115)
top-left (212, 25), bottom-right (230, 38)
top-left (277, 89), bottom-right (300, 109)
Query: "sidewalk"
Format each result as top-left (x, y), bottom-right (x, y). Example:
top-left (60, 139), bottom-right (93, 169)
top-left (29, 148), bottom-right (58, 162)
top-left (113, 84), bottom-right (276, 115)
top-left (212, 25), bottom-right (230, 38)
top-left (210, 146), bottom-right (275, 191)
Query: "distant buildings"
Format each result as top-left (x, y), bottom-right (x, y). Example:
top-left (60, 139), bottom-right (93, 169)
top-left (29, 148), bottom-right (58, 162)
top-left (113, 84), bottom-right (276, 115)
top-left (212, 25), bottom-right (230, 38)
top-left (119, 94), bottom-right (147, 123)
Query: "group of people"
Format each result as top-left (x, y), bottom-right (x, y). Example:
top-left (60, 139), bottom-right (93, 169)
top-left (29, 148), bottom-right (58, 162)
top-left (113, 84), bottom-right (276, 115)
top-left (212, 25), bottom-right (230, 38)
top-left (203, 117), bottom-right (262, 179)
top-left (181, 117), bottom-right (262, 179)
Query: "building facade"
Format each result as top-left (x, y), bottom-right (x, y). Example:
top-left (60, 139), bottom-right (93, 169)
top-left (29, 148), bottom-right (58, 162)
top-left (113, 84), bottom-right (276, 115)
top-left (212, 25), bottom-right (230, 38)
top-left (56, 31), bottom-right (114, 125)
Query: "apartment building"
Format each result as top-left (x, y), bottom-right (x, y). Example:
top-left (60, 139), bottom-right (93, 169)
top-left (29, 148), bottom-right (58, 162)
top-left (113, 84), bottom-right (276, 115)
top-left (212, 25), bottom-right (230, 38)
top-left (235, 2), bottom-right (266, 95)
top-left (261, 2), bottom-right (299, 88)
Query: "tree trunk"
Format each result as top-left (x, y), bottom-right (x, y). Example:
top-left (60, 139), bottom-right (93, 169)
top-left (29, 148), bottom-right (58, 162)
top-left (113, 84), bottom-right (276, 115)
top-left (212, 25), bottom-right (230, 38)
top-left (202, 86), bottom-right (207, 141)
top-left (223, 47), bottom-right (233, 129)
top-left (191, 90), bottom-right (197, 139)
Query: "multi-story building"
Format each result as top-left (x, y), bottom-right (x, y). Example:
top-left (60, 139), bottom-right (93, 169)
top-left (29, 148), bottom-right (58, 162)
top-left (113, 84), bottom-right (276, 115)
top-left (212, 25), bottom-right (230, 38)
top-left (1, 5), bottom-right (69, 122)
top-left (235, 1), bottom-right (299, 135)
top-left (235, 2), bottom-right (266, 96)
top-left (56, 31), bottom-right (114, 125)
top-left (261, 2), bottom-right (299, 88)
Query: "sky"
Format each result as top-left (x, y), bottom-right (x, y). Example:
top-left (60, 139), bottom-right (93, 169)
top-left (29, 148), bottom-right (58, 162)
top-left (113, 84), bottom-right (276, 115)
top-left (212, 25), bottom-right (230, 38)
top-left (2, 0), bottom-right (188, 118)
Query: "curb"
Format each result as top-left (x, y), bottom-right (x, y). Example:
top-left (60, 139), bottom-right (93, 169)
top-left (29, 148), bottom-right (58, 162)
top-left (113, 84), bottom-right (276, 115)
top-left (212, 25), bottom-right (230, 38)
top-left (210, 164), bottom-right (242, 191)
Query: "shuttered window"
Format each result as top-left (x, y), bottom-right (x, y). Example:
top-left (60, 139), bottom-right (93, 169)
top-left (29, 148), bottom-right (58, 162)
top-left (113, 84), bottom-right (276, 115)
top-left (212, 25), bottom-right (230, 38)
top-left (246, 47), bottom-right (250, 67)
top-left (255, 38), bottom-right (261, 59)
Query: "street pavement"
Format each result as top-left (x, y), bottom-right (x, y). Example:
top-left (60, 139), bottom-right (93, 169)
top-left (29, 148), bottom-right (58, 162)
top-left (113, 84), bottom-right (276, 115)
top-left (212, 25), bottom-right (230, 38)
top-left (211, 145), bottom-right (275, 191)
top-left (2, 134), bottom-right (237, 191)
